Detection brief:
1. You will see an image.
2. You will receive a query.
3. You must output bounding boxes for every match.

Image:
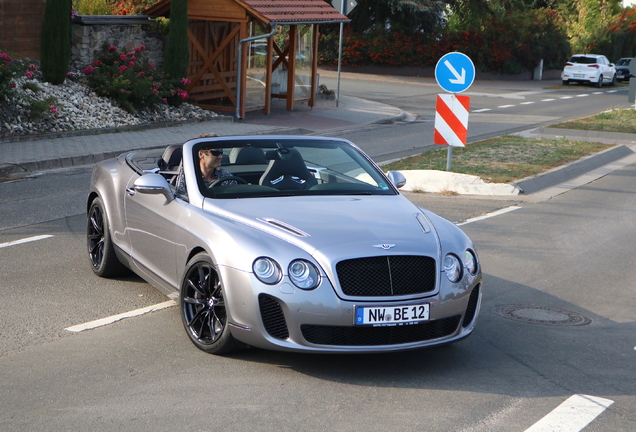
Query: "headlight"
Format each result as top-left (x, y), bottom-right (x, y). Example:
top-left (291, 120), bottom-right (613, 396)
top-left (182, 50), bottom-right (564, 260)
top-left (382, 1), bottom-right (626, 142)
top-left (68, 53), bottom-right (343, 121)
top-left (253, 257), bottom-right (282, 285)
top-left (443, 254), bottom-right (462, 283)
top-left (288, 259), bottom-right (320, 290)
top-left (463, 250), bottom-right (478, 275)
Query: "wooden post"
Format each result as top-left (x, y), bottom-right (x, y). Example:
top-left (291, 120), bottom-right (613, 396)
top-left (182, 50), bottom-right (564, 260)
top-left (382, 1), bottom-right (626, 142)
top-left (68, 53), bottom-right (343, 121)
top-left (286, 25), bottom-right (297, 111)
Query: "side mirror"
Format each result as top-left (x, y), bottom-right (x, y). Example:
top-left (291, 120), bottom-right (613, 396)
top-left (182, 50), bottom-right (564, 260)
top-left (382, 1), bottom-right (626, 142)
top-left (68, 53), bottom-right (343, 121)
top-left (386, 171), bottom-right (406, 189)
top-left (133, 174), bottom-right (174, 201)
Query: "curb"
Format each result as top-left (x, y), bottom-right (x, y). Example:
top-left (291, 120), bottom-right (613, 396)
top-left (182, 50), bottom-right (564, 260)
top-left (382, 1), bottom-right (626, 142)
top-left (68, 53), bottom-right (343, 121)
top-left (514, 144), bottom-right (635, 195)
top-left (0, 115), bottom-right (234, 145)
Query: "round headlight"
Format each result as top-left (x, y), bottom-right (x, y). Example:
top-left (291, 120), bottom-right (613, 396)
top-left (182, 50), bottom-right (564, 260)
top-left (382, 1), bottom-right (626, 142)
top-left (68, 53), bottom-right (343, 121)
top-left (253, 257), bottom-right (282, 285)
top-left (464, 250), bottom-right (478, 275)
top-left (444, 254), bottom-right (462, 283)
top-left (288, 259), bottom-right (320, 290)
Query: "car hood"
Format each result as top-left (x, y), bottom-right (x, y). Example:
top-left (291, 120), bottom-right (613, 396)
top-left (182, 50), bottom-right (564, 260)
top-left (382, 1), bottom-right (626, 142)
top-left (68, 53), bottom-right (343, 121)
top-left (206, 195), bottom-right (441, 259)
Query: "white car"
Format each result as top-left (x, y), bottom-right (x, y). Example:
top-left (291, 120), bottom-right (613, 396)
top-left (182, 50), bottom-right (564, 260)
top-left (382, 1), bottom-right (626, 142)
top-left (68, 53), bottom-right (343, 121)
top-left (561, 54), bottom-right (616, 87)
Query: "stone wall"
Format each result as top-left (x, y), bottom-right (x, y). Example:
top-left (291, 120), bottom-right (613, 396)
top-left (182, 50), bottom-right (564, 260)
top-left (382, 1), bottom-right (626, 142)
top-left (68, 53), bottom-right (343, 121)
top-left (71, 23), bottom-right (165, 69)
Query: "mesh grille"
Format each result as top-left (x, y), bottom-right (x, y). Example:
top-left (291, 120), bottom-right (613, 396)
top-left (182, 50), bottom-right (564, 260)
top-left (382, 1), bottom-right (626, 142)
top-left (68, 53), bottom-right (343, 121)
top-left (462, 285), bottom-right (480, 328)
top-left (301, 316), bottom-right (460, 346)
top-left (258, 294), bottom-right (289, 340)
top-left (336, 256), bottom-right (436, 296)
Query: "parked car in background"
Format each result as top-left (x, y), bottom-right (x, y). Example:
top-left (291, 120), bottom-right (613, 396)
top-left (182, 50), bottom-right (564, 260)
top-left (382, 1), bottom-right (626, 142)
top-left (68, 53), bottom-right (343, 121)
top-left (614, 57), bottom-right (633, 82)
top-left (561, 54), bottom-right (616, 87)
top-left (87, 135), bottom-right (482, 355)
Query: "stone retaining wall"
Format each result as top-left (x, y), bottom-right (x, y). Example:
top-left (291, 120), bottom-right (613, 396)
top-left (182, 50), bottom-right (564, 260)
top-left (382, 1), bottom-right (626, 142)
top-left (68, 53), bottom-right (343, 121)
top-left (71, 23), bottom-right (165, 69)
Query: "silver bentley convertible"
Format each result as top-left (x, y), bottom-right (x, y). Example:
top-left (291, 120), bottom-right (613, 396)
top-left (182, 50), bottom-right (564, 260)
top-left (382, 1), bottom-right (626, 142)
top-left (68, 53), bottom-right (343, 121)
top-left (87, 135), bottom-right (482, 354)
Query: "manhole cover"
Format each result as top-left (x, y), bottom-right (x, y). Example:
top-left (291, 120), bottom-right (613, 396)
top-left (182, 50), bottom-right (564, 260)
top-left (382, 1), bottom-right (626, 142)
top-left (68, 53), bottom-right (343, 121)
top-left (492, 305), bottom-right (591, 326)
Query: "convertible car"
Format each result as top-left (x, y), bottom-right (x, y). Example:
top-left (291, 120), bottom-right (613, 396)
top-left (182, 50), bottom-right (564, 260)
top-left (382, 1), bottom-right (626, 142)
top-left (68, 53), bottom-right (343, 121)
top-left (87, 135), bottom-right (482, 354)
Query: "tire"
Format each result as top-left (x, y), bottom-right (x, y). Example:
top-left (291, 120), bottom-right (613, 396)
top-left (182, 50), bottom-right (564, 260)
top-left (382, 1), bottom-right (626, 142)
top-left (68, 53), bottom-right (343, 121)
top-left (87, 197), bottom-right (128, 277)
top-left (180, 253), bottom-right (241, 355)
top-left (610, 74), bottom-right (616, 86)
top-left (595, 75), bottom-right (603, 88)
top-left (562, 80), bottom-right (568, 85)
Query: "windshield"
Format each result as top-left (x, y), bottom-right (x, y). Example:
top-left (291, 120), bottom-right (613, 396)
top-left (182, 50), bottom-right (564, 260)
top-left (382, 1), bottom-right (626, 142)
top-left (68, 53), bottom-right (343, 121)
top-left (616, 58), bottom-right (631, 66)
top-left (190, 138), bottom-right (397, 199)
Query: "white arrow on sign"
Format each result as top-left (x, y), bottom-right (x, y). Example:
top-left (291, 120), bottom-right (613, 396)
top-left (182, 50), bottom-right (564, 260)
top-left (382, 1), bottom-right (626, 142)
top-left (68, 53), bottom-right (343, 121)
top-left (444, 60), bottom-right (466, 85)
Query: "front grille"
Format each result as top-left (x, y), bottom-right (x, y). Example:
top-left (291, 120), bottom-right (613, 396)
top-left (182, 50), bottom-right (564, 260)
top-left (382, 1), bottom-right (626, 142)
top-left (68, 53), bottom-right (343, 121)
top-left (301, 316), bottom-right (460, 346)
top-left (336, 255), bottom-right (436, 296)
top-left (462, 284), bottom-right (480, 328)
top-left (258, 294), bottom-right (289, 340)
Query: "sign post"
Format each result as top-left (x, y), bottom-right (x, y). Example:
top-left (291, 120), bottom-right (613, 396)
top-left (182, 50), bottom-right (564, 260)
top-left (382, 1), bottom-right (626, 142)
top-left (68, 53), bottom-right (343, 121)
top-left (434, 52), bottom-right (475, 171)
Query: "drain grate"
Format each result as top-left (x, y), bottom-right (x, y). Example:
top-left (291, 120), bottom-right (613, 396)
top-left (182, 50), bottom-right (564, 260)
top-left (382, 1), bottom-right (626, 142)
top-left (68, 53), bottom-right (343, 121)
top-left (492, 305), bottom-right (591, 326)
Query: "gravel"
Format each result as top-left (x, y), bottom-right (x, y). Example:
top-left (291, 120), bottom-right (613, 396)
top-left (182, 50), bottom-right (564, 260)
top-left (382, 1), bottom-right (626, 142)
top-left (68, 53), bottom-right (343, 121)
top-left (0, 70), bottom-right (220, 139)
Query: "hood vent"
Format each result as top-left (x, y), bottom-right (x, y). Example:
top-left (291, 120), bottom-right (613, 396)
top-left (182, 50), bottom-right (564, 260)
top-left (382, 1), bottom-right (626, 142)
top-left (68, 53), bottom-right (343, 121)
top-left (259, 218), bottom-right (311, 237)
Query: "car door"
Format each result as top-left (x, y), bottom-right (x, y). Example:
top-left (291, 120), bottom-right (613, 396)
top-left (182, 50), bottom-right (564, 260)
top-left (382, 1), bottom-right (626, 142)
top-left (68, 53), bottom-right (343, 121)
top-left (124, 175), bottom-right (186, 290)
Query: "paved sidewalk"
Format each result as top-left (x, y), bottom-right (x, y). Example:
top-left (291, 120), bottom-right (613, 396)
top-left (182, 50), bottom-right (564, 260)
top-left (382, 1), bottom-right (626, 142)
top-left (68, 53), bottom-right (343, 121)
top-left (0, 94), bottom-right (406, 177)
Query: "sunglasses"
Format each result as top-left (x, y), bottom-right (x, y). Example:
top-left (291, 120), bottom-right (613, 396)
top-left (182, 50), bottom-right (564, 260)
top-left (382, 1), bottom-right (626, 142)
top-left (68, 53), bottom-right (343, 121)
top-left (201, 149), bottom-right (223, 156)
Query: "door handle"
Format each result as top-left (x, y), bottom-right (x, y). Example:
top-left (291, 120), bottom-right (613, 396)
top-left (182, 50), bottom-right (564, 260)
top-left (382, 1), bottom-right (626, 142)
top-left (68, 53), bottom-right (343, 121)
top-left (126, 188), bottom-right (136, 196)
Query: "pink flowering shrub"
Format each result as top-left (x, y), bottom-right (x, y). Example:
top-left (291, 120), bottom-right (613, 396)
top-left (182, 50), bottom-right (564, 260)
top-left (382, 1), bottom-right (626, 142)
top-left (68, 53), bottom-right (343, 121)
top-left (0, 51), bottom-right (26, 101)
top-left (84, 44), bottom-right (190, 113)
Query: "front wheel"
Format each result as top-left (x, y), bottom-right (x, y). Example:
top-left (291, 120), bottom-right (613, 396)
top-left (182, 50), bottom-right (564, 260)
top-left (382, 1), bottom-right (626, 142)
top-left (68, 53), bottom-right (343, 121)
top-left (180, 253), bottom-right (241, 354)
top-left (87, 197), bottom-right (128, 277)
top-left (610, 74), bottom-right (616, 86)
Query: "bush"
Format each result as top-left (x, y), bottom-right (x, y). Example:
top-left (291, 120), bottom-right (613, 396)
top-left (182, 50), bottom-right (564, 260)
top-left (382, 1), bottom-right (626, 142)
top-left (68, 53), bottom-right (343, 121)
top-left (0, 52), bottom-right (26, 101)
top-left (83, 45), bottom-right (189, 113)
top-left (73, 0), bottom-right (111, 15)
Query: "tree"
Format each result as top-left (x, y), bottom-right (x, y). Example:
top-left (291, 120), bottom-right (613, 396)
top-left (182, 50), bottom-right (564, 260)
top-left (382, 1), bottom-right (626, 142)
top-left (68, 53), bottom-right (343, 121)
top-left (348, 0), bottom-right (449, 33)
top-left (163, 0), bottom-right (189, 79)
top-left (40, 0), bottom-right (71, 84)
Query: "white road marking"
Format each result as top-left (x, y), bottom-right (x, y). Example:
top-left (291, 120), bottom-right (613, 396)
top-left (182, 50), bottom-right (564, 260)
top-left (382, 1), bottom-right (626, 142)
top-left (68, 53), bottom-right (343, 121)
top-left (576, 94), bottom-right (590, 97)
top-left (541, 98), bottom-right (556, 102)
top-left (0, 235), bottom-right (54, 249)
top-left (473, 108), bottom-right (491, 112)
top-left (498, 105), bottom-right (515, 108)
top-left (457, 206), bottom-right (521, 226)
top-left (560, 96), bottom-right (573, 99)
top-left (520, 101), bottom-right (535, 105)
top-left (524, 394), bottom-right (614, 432)
top-left (65, 300), bottom-right (177, 332)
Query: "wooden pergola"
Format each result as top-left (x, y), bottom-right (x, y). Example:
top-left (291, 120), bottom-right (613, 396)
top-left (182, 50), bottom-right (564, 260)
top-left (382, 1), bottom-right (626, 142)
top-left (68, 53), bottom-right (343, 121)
top-left (144, 0), bottom-right (349, 118)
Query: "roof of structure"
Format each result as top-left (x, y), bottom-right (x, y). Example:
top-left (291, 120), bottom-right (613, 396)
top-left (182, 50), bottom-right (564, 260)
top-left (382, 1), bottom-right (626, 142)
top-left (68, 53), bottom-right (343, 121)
top-left (144, 0), bottom-right (350, 24)
top-left (237, 0), bottom-right (349, 23)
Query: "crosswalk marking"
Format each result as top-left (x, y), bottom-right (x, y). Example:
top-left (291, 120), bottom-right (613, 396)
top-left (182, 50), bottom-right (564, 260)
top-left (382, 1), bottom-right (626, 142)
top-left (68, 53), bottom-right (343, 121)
top-left (524, 394), bottom-right (614, 432)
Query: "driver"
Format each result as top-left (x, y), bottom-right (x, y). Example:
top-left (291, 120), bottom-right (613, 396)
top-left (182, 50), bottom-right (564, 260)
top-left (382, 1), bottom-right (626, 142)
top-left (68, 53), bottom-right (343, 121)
top-left (198, 147), bottom-right (237, 187)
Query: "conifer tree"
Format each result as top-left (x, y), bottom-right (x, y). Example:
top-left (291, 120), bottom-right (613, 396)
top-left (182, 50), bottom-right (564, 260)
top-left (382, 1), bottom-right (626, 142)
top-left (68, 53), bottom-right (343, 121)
top-left (164, 0), bottom-right (189, 78)
top-left (40, 0), bottom-right (71, 84)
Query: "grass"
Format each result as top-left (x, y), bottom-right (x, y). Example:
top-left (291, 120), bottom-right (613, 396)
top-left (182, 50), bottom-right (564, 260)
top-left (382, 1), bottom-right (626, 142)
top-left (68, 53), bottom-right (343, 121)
top-left (384, 108), bottom-right (636, 184)
top-left (551, 107), bottom-right (636, 134)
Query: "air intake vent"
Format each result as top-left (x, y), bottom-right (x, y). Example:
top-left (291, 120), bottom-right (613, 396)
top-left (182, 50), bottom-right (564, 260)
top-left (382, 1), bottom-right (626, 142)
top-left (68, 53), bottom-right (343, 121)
top-left (259, 218), bottom-right (310, 237)
top-left (301, 316), bottom-right (461, 346)
top-left (258, 294), bottom-right (289, 339)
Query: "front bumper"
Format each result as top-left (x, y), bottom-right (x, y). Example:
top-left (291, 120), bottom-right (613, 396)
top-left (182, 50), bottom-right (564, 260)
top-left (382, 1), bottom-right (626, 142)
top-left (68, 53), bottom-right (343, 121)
top-left (221, 266), bottom-right (482, 353)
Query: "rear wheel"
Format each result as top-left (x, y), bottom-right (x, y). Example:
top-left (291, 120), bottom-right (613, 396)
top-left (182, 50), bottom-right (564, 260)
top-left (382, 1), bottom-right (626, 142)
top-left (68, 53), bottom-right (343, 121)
top-left (596, 75), bottom-right (603, 88)
top-left (180, 253), bottom-right (241, 354)
top-left (87, 197), bottom-right (128, 277)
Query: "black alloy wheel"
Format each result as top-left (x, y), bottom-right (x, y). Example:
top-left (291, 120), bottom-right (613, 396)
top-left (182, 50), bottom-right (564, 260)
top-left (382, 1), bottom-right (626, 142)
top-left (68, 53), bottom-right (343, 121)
top-left (180, 253), bottom-right (240, 354)
top-left (87, 197), bottom-right (127, 277)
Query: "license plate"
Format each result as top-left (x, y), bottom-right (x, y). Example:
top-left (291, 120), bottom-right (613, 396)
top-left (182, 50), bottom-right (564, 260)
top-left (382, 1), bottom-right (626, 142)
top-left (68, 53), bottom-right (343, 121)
top-left (573, 73), bottom-right (585, 78)
top-left (355, 303), bottom-right (429, 326)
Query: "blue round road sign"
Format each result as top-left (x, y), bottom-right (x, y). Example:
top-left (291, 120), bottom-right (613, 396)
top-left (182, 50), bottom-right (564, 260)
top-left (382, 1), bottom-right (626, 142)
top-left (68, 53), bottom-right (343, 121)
top-left (435, 52), bottom-right (475, 93)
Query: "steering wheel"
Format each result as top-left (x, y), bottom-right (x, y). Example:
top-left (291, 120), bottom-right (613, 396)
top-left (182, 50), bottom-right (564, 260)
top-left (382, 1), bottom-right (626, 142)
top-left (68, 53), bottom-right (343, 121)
top-left (208, 175), bottom-right (248, 187)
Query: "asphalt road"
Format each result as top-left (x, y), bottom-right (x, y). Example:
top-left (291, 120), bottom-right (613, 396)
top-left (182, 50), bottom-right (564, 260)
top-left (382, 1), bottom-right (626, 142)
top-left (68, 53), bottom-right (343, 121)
top-left (0, 79), bottom-right (635, 431)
